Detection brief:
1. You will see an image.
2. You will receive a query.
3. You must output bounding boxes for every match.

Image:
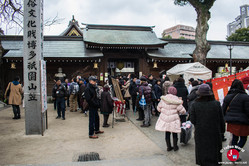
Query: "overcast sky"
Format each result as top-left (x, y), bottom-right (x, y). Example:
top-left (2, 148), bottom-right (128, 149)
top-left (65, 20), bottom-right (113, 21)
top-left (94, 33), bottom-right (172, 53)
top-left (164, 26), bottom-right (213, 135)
top-left (5, 0), bottom-right (249, 41)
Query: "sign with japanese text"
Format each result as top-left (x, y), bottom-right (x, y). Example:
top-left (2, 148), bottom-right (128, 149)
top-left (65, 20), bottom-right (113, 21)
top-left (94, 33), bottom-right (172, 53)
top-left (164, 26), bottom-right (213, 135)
top-left (23, 0), bottom-right (44, 134)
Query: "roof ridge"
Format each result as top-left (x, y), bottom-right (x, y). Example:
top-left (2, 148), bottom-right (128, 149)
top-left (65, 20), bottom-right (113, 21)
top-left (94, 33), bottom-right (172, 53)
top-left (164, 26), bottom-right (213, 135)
top-left (84, 24), bottom-right (154, 31)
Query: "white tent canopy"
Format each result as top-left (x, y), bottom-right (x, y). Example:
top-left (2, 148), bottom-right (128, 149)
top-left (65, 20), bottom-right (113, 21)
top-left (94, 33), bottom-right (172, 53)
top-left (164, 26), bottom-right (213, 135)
top-left (167, 62), bottom-right (212, 83)
top-left (243, 66), bottom-right (249, 71)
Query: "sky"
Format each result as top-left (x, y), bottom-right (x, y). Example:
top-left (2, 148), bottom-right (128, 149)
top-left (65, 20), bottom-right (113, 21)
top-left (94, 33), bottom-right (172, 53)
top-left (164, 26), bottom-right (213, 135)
top-left (4, 0), bottom-right (249, 41)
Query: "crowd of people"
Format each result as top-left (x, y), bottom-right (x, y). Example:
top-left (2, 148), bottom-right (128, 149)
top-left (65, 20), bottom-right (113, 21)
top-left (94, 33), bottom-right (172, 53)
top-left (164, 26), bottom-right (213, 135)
top-left (4, 73), bottom-right (249, 165)
top-left (106, 73), bottom-right (249, 164)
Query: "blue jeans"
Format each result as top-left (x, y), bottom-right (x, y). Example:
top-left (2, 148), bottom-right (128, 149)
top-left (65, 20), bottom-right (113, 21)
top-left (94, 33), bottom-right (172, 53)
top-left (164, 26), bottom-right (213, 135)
top-left (142, 104), bottom-right (151, 125)
top-left (89, 107), bottom-right (100, 136)
top-left (56, 97), bottom-right (65, 118)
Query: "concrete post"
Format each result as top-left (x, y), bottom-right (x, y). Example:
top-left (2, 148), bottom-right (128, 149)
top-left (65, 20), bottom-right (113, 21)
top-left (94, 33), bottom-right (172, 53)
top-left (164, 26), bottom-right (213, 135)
top-left (23, 0), bottom-right (44, 135)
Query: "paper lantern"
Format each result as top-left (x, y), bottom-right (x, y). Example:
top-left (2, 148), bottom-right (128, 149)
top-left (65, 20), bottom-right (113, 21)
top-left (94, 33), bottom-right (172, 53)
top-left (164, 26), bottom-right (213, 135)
top-left (93, 62), bottom-right (98, 69)
top-left (153, 61), bottom-right (158, 68)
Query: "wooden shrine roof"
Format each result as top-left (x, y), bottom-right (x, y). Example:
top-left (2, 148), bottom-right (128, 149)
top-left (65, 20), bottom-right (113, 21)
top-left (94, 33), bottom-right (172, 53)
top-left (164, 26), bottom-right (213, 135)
top-left (83, 24), bottom-right (168, 48)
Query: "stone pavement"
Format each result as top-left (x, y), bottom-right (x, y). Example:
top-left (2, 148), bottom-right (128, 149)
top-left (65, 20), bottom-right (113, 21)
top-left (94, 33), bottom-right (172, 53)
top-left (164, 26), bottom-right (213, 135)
top-left (126, 109), bottom-right (249, 166)
top-left (0, 104), bottom-right (248, 166)
top-left (0, 104), bottom-right (166, 165)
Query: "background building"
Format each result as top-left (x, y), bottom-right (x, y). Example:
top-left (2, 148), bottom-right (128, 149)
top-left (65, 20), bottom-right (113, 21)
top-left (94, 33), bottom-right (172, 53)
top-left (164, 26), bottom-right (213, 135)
top-left (162, 25), bottom-right (195, 40)
top-left (227, 4), bottom-right (249, 37)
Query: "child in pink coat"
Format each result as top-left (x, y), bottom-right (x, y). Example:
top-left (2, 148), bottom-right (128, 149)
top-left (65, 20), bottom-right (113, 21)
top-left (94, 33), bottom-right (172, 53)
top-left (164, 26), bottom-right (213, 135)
top-left (155, 86), bottom-right (186, 151)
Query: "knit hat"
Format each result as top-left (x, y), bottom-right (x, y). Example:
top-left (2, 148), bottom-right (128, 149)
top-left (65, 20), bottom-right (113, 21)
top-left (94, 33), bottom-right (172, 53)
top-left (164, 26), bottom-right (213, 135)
top-left (140, 76), bottom-right (147, 81)
top-left (189, 78), bottom-right (194, 82)
top-left (168, 86), bottom-right (177, 95)
top-left (89, 76), bottom-right (97, 81)
top-left (103, 84), bottom-right (110, 92)
top-left (196, 84), bottom-right (213, 96)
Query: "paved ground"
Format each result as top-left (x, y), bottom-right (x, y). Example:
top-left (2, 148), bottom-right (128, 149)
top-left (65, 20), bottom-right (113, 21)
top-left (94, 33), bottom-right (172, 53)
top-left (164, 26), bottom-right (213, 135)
top-left (0, 104), bottom-right (164, 165)
top-left (0, 104), bottom-right (248, 165)
top-left (126, 109), bottom-right (249, 166)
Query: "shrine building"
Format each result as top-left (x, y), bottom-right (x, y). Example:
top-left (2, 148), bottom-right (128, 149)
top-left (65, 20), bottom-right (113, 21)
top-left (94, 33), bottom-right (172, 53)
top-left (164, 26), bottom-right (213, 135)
top-left (1, 16), bottom-right (249, 95)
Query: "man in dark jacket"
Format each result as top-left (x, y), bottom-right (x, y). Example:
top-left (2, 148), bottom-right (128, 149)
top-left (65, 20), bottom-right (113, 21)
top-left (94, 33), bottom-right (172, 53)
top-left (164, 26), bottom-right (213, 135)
top-left (85, 76), bottom-right (104, 139)
top-left (139, 76), bottom-right (152, 127)
top-left (174, 77), bottom-right (188, 123)
top-left (52, 79), bottom-right (67, 120)
top-left (154, 80), bottom-right (162, 116)
top-left (148, 74), bottom-right (157, 116)
top-left (147, 74), bottom-right (156, 87)
top-left (78, 79), bottom-right (87, 115)
top-left (129, 76), bottom-right (138, 113)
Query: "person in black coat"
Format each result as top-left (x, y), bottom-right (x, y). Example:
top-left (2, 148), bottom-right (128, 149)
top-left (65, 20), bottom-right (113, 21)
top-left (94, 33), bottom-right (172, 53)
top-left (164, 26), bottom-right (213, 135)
top-left (129, 76), bottom-right (138, 113)
top-left (147, 74), bottom-right (157, 87)
top-left (154, 80), bottom-right (162, 100)
top-left (187, 80), bottom-right (199, 111)
top-left (222, 79), bottom-right (249, 157)
top-left (174, 77), bottom-right (188, 123)
top-left (52, 79), bottom-right (67, 120)
top-left (190, 84), bottom-right (225, 166)
top-left (100, 85), bottom-right (113, 127)
top-left (85, 76), bottom-right (104, 139)
top-left (78, 79), bottom-right (87, 115)
top-left (154, 80), bottom-right (162, 116)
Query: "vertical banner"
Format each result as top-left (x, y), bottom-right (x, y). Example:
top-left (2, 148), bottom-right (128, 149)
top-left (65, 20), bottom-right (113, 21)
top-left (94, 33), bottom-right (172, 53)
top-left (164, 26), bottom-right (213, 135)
top-left (40, 60), bottom-right (47, 113)
top-left (23, 0), bottom-right (44, 135)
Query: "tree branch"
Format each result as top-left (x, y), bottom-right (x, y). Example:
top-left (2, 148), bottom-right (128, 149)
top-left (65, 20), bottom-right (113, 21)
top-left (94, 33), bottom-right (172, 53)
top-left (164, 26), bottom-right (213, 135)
top-left (0, 0), bottom-right (63, 34)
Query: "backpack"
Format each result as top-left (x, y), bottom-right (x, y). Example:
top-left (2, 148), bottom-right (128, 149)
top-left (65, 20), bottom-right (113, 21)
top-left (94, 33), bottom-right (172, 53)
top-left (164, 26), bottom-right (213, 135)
top-left (72, 83), bottom-right (79, 95)
top-left (139, 87), bottom-right (147, 108)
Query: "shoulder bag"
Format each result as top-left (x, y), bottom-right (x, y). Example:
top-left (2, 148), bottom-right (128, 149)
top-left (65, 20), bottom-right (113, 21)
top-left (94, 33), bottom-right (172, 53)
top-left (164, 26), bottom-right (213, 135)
top-left (226, 93), bottom-right (239, 113)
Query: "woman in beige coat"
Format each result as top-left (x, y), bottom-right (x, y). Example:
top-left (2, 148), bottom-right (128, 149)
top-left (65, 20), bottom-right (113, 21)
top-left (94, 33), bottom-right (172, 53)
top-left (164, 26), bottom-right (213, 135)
top-left (4, 76), bottom-right (23, 119)
top-left (122, 76), bottom-right (131, 110)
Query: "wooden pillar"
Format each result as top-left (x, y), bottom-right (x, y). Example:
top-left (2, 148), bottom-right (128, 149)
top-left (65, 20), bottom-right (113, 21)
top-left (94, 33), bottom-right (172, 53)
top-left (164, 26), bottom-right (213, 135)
top-left (139, 55), bottom-right (150, 78)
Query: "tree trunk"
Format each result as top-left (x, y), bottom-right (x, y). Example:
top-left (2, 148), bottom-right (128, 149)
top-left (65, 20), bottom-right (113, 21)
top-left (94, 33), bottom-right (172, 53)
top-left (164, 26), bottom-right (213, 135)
top-left (193, 8), bottom-right (211, 66)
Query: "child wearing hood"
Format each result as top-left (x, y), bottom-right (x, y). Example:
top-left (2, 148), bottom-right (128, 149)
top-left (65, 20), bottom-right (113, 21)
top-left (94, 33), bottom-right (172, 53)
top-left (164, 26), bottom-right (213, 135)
top-left (155, 86), bottom-right (186, 151)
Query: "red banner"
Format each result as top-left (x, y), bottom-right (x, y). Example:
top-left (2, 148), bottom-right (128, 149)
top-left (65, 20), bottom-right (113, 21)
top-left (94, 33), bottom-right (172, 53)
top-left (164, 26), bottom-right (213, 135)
top-left (205, 71), bottom-right (249, 103)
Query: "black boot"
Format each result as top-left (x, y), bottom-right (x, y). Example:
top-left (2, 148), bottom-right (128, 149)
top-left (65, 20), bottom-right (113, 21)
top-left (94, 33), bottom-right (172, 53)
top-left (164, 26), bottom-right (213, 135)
top-left (173, 137), bottom-right (179, 151)
top-left (103, 115), bottom-right (109, 127)
top-left (166, 139), bottom-right (173, 151)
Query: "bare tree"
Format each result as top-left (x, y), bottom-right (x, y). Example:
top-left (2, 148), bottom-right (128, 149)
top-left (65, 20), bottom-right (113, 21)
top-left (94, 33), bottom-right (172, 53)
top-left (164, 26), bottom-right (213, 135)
top-left (0, 0), bottom-right (63, 100)
top-left (0, 0), bottom-right (63, 34)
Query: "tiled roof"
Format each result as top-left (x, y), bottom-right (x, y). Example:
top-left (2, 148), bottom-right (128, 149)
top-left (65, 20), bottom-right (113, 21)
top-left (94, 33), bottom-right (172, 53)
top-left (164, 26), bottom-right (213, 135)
top-left (83, 24), bottom-right (167, 47)
top-left (2, 36), bottom-right (102, 58)
top-left (148, 40), bottom-right (249, 60)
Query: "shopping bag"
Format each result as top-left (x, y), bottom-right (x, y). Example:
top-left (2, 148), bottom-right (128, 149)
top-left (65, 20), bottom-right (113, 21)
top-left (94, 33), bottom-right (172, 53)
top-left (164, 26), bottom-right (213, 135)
top-left (180, 121), bottom-right (193, 144)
